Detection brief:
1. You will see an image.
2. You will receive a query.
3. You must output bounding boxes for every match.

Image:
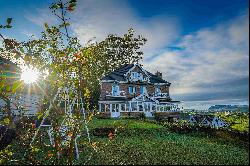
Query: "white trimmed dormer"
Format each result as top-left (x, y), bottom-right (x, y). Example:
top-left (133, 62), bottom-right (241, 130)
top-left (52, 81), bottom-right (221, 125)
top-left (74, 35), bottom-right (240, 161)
top-left (125, 64), bottom-right (150, 82)
top-left (130, 72), bottom-right (145, 81)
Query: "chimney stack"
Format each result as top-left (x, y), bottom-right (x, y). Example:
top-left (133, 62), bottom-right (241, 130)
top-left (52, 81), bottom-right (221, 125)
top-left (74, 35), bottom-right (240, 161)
top-left (155, 71), bottom-right (162, 78)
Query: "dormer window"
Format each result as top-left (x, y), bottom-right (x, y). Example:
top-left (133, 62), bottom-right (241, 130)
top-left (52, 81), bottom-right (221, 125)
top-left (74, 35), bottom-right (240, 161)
top-left (155, 86), bottom-right (161, 94)
top-left (130, 72), bottom-right (143, 81)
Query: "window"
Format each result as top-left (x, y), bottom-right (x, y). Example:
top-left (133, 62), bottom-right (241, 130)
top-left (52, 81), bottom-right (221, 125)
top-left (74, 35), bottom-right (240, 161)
top-left (112, 84), bottom-right (119, 96)
top-left (140, 86), bottom-right (147, 94)
top-left (130, 72), bottom-right (143, 81)
top-left (128, 86), bottom-right (136, 94)
top-left (131, 72), bottom-right (138, 78)
top-left (129, 86), bottom-right (132, 94)
top-left (121, 104), bottom-right (126, 111)
top-left (155, 86), bottom-right (161, 94)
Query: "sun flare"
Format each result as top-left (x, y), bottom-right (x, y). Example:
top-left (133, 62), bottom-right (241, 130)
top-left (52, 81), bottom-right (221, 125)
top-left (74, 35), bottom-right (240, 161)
top-left (21, 67), bottom-right (40, 84)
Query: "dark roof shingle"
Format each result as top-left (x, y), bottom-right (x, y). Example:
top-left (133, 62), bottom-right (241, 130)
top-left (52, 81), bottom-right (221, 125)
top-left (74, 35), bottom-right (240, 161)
top-left (101, 64), bottom-right (171, 84)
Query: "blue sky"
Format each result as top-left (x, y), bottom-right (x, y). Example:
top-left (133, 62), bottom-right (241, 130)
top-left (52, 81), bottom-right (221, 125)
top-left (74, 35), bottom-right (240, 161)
top-left (0, 0), bottom-right (249, 109)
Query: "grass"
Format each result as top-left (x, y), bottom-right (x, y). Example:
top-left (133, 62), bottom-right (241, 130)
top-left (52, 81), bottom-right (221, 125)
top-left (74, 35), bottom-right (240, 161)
top-left (88, 118), bottom-right (163, 130)
top-left (2, 118), bottom-right (249, 165)
top-left (75, 118), bottom-right (249, 165)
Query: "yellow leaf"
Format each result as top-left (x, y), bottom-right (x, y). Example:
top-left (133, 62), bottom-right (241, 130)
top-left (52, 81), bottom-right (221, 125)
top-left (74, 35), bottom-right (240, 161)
top-left (3, 118), bottom-right (10, 125)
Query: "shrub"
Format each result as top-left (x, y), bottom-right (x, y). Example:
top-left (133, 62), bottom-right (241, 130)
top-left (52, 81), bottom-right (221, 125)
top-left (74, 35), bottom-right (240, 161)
top-left (138, 112), bottom-right (146, 120)
top-left (153, 112), bottom-right (179, 122)
top-left (95, 112), bottom-right (111, 119)
top-left (163, 122), bottom-right (249, 142)
top-left (120, 112), bottom-right (145, 119)
top-left (0, 125), bottom-right (17, 150)
top-left (14, 116), bottom-right (36, 129)
top-left (92, 127), bottom-right (116, 137)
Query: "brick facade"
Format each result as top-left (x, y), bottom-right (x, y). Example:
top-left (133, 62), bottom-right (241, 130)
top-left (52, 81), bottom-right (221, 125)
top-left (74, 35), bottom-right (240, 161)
top-left (100, 82), bottom-right (169, 100)
top-left (100, 65), bottom-right (170, 100)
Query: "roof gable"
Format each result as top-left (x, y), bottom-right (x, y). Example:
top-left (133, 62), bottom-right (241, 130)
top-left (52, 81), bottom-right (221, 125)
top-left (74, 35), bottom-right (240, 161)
top-left (124, 64), bottom-right (150, 82)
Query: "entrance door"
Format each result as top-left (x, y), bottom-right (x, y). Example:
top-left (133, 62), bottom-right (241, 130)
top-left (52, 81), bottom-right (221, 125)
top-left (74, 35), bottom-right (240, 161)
top-left (111, 104), bottom-right (120, 118)
top-left (144, 103), bottom-right (153, 117)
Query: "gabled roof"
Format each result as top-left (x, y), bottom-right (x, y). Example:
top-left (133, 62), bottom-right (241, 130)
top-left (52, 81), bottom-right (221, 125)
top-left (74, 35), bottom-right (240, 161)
top-left (102, 64), bottom-right (134, 82)
top-left (101, 63), bottom-right (171, 85)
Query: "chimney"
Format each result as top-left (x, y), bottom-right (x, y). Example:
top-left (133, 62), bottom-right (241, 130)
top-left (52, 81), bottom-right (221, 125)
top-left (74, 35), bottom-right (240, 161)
top-left (155, 71), bottom-right (162, 78)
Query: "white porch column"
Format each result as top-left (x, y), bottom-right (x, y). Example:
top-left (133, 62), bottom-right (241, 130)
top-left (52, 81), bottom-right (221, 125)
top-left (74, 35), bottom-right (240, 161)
top-left (137, 102), bottom-right (139, 112)
top-left (142, 102), bottom-right (145, 112)
top-left (150, 103), bottom-right (152, 112)
top-left (99, 103), bottom-right (101, 112)
top-left (110, 104), bottom-right (112, 112)
top-left (129, 102), bottom-right (132, 112)
top-left (104, 104), bottom-right (107, 112)
top-left (119, 104), bottom-right (121, 112)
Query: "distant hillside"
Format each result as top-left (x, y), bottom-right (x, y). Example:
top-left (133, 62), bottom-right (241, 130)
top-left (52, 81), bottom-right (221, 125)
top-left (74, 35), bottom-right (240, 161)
top-left (208, 105), bottom-right (249, 112)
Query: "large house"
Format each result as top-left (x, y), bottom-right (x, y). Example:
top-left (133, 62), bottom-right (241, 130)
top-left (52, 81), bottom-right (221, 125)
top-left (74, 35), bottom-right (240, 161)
top-left (98, 63), bottom-right (180, 118)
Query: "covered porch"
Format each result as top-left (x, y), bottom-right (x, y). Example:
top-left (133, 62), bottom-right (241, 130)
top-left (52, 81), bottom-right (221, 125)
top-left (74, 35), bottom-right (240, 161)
top-left (98, 100), bottom-right (179, 118)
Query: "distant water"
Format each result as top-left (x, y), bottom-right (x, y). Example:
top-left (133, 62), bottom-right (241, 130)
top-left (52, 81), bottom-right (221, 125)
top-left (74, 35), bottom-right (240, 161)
top-left (178, 99), bottom-right (249, 110)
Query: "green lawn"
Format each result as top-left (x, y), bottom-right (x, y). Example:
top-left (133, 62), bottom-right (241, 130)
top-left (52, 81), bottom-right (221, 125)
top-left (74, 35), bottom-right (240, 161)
top-left (75, 118), bottom-right (249, 165)
top-left (2, 118), bottom-right (249, 165)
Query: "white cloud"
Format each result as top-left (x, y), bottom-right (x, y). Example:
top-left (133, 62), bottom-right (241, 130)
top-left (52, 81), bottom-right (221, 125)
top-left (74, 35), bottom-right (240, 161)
top-left (24, 0), bottom-right (179, 58)
top-left (144, 10), bottom-right (249, 101)
top-left (23, 1), bottom-right (248, 104)
top-left (71, 0), bottom-right (179, 57)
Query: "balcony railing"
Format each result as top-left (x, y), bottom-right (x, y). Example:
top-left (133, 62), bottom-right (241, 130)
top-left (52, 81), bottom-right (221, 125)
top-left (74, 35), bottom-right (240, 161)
top-left (152, 93), bottom-right (170, 98)
top-left (106, 91), bottom-right (126, 97)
